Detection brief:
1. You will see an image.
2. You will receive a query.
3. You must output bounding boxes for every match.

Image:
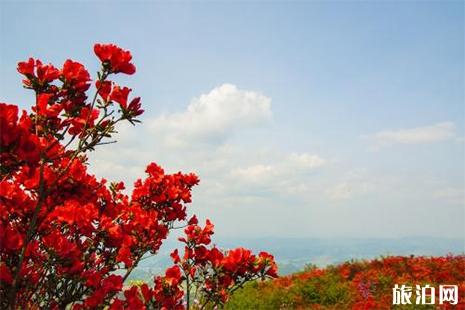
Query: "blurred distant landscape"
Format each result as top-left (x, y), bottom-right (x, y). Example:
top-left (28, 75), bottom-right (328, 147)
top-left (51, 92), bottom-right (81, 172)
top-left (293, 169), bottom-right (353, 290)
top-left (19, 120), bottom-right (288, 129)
top-left (127, 237), bottom-right (465, 282)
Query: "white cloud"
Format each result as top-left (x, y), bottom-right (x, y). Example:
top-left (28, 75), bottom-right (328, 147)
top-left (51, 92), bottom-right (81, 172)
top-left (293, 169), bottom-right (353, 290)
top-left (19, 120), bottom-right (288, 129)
top-left (433, 187), bottom-right (464, 205)
top-left (230, 165), bottom-right (278, 183)
top-left (288, 153), bottom-right (326, 169)
top-left (229, 152), bottom-right (326, 188)
top-left (85, 81), bottom-right (463, 238)
top-left (148, 84), bottom-right (272, 148)
top-left (364, 122), bottom-right (456, 150)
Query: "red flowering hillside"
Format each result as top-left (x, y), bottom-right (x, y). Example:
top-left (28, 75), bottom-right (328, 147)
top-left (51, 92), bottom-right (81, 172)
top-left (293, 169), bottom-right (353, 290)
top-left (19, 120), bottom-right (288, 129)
top-left (0, 44), bottom-right (277, 309)
top-left (226, 255), bottom-right (465, 309)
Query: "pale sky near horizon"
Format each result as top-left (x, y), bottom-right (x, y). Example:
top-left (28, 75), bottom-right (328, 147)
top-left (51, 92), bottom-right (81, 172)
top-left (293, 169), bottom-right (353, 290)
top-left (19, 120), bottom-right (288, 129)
top-left (1, 1), bottom-right (464, 240)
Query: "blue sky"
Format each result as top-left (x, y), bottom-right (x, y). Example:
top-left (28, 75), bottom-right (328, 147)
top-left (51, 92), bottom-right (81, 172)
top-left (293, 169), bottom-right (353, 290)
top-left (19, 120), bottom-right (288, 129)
top-left (1, 1), bottom-right (463, 239)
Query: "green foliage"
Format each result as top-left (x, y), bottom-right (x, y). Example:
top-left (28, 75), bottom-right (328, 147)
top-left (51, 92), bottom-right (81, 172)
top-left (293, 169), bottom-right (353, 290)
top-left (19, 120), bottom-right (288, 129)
top-left (226, 271), bottom-right (352, 309)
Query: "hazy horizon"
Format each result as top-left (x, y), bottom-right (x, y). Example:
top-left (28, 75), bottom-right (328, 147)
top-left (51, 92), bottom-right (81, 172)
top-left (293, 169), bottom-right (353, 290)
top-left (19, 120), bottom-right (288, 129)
top-left (128, 235), bottom-right (464, 279)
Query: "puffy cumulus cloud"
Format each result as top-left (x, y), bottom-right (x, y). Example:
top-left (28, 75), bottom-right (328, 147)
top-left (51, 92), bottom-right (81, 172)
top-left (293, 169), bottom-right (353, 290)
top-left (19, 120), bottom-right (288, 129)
top-left (148, 84), bottom-right (272, 148)
top-left (87, 84), bottom-right (274, 190)
top-left (363, 122), bottom-right (457, 150)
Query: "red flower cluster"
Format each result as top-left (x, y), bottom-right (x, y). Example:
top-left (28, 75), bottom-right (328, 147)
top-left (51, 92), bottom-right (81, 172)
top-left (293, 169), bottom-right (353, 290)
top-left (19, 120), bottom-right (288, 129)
top-left (0, 103), bottom-right (62, 168)
top-left (17, 58), bottom-right (60, 88)
top-left (94, 43), bottom-right (136, 75)
top-left (106, 219), bottom-right (278, 310)
top-left (171, 218), bottom-right (277, 308)
top-left (229, 255), bottom-right (465, 310)
top-left (0, 44), bottom-right (277, 309)
top-left (110, 86), bottom-right (144, 118)
top-left (62, 59), bottom-right (91, 93)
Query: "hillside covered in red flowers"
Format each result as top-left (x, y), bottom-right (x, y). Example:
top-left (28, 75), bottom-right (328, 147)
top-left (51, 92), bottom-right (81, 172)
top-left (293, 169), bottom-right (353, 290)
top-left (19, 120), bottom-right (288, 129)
top-left (226, 255), bottom-right (465, 309)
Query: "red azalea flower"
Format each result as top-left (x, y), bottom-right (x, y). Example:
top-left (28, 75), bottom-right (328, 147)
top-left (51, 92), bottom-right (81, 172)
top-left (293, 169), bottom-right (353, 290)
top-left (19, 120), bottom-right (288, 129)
top-left (123, 286), bottom-right (145, 308)
top-left (68, 106), bottom-right (99, 136)
top-left (62, 59), bottom-right (91, 92)
top-left (96, 80), bottom-right (112, 102)
top-left (110, 85), bottom-right (131, 108)
top-left (145, 162), bottom-right (164, 178)
top-left (1, 226), bottom-right (24, 251)
top-left (208, 247), bottom-right (224, 267)
top-left (17, 57), bottom-right (35, 76)
top-left (17, 58), bottom-right (60, 85)
top-left (170, 249), bottom-right (181, 264)
top-left (94, 43), bottom-right (136, 75)
top-left (0, 103), bottom-right (19, 146)
top-left (34, 93), bottom-right (62, 118)
top-left (256, 251), bottom-right (279, 277)
top-left (0, 264), bottom-right (13, 284)
top-left (109, 85), bottom-right (143, 118)
top-left (164, 265), bottom-right (182, 286)
top-left (127, 97), bottom-right (144, 117)
top-left (182, 219), bottom-right (215, 246)
top-left (101, 275), bottom-right (123, 293)
top-left (108, 82), bottom-right (144, 118)
top-left (36, 61), bottom-right (60, 83)
top-left (222, 247), bottom-right (254, 274)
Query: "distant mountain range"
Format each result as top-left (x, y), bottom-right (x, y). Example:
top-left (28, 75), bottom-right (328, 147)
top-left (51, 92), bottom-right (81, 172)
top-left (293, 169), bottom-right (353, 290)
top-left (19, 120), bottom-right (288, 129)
top-left (126, 236), bottom-right (465, 282)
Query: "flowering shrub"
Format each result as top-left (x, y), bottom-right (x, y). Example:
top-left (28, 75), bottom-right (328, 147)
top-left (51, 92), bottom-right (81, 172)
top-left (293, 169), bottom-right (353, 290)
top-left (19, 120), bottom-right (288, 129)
top-left (0, 43), bottom-right (277, 309)
top-left (226, 255), bottom-right (465, 309)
